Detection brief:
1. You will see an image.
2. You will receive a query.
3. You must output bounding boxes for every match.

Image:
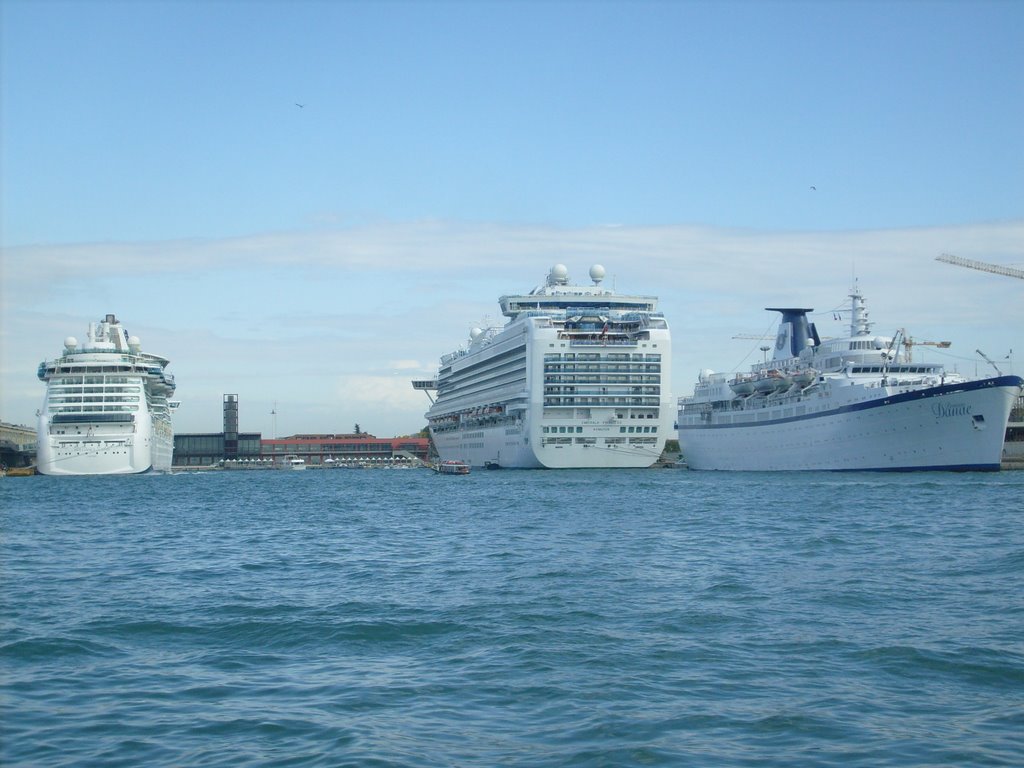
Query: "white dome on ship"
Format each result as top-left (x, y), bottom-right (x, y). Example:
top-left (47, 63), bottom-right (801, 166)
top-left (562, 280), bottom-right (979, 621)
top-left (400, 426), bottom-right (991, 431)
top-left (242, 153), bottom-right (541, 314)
top-left (128, 335), bottom-right (142, 351)
top-left (470, 327), bottom-right (483, 340)
top-left (64, 337), bottom-right (78, 350)
top-left (549, 264), bottom-right (569, 284)
top-left (589, 264), bottom-right (606, 284)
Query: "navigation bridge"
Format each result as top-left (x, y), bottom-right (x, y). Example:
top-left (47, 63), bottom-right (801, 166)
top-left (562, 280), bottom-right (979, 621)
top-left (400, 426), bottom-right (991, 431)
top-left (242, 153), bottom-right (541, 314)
top-left (412, 378), bottom-right (438, 404)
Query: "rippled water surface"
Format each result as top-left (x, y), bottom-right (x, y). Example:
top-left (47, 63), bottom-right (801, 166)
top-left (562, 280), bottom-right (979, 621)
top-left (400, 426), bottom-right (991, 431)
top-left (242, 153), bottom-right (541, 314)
top-left (3, 469), bottom-right (1023, 766)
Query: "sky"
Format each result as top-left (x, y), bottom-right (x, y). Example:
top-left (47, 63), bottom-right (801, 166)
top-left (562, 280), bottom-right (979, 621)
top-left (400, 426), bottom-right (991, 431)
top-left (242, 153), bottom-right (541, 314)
top-left (2, 0), bottom-right (1022, 439)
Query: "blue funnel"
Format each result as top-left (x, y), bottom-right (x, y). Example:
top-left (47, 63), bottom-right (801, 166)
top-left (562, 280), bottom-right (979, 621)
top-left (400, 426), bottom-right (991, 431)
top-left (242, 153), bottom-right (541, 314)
top-left (765, 307), bottom-right (820, 358)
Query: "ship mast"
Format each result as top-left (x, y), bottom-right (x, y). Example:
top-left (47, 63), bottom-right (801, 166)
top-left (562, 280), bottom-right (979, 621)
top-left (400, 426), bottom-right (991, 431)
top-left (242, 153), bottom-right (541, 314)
top-left (848, 281), bottom-right (872, 337)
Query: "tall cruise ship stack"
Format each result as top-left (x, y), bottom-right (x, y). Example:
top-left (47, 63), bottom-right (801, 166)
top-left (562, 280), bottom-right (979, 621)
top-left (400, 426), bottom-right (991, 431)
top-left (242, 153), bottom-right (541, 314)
top-left (414, 265), bottom-right (672, 469)
top-left (36, 314), bottom-right (177, 475)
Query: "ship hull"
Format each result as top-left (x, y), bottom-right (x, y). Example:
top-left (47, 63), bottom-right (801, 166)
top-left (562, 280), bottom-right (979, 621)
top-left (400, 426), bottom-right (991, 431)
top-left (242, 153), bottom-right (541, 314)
top-left (678, 376), bottom-right (1021, 472)
top-left (36, 412), bottom-right (173, 476)
top-left (431, 424), bottom-right (541, 469)
top-left (431, 421), bottom-right (664, 469)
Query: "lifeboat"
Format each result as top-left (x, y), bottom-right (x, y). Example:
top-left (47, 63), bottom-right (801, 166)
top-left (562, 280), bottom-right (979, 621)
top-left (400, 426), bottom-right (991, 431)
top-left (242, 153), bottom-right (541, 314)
top-left (729, 375), bottom-right (757, 396)
top-left (791, 369), bottom-right (817, 388)
top-left (753, 371), bottom-right (788, 394)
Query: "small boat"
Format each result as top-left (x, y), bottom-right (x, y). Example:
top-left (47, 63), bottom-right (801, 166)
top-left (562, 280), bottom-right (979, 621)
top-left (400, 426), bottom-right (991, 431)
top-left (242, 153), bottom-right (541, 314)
top-left (753, 371), bottom-right (788, 394)
top-left (433, 459), bottom-right (471, 475)
top-left (2, 466), bottom-right (36, 477)
top-left (277, 455), bottom-right (307, 470)
top-left (728, 374), bottom-right (757, 396)
top-left (791, 369), bottom-right (818, 388)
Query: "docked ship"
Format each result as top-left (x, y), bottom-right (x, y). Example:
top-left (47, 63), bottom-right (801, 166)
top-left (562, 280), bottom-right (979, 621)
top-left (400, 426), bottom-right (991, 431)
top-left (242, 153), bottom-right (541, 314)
top-left (676, 284), bottom-right (1023, 471)
top-left (37, 314), bottom-right (177, 475)
top-left (413, 265), bottom-right (672, 469)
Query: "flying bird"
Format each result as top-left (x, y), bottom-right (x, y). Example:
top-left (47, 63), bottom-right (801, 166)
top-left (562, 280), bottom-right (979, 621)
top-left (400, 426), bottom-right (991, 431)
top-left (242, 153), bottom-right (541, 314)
top-left (295, 103), bottom-right (305, 108)
top-left (810, 185), bottom-right (816, 191)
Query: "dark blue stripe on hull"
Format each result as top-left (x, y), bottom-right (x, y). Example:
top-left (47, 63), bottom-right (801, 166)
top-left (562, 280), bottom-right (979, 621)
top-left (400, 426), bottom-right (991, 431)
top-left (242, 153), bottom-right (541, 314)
top-left (832, 463), bottom-right (1002, 473)
top-left (688, 463), bottom-right (1002, 473)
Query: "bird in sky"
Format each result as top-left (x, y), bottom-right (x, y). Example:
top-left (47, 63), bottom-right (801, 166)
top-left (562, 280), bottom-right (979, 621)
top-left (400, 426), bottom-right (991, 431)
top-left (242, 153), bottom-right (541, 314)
top-left (295, 103), bottom-right (305, 108)
top-left (810, 185), bottom-right (817, 191)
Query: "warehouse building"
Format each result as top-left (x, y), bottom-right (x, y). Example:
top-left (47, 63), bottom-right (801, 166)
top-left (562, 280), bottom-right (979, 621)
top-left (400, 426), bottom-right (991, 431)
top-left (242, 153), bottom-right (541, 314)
top-left (172, 394), bottom-right (428, 467)
top-left (261, 434), bottom-right (429, 466)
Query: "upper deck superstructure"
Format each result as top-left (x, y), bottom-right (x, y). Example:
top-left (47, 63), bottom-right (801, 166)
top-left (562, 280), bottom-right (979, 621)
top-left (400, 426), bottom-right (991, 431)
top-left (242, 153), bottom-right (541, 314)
top-left (416, 265), bottom-right (672, 468)
top-left (36, 314), bottom-right (177, 475)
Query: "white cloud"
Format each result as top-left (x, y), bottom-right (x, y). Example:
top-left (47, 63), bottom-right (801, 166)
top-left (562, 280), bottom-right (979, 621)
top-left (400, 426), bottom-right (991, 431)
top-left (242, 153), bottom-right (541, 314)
top-left (3, 219), bottom-right (1021, 436)
top-left (390, 359), bottom-right (425, 371)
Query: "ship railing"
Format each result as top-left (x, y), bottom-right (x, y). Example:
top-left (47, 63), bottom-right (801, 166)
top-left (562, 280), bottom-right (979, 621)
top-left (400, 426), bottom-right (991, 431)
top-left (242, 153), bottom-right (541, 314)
top-left (440, 349), bottom-right (469, 365)
top-left (567, 338), bottom-right (640, 346)
top-left (543, 397), bottom-right (661, 407)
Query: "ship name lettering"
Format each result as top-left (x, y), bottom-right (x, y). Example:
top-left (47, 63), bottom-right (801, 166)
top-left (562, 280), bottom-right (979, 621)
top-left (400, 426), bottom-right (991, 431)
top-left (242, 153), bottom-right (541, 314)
top-left (932, 402), bottom-right (972, 418)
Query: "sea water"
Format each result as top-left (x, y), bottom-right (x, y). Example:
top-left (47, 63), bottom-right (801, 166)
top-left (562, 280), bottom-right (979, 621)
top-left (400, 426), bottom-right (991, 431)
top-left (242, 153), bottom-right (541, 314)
top-left (2, 469), bottom-right (1022, 767)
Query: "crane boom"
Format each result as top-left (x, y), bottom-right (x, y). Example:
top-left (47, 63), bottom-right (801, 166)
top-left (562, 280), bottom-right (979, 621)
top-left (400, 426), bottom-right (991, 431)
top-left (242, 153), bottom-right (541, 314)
top-left (936, 253), bottom-right (1024, 280)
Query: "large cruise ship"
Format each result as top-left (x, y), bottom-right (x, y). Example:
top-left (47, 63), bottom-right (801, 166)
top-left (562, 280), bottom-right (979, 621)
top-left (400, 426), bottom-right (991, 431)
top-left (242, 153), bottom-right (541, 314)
top-left (413, 265), bottom-right (672, 469)
top-left (37, 314), bottom-right (177, 475)
top-left (676, 284), bottom-right (1022, 471)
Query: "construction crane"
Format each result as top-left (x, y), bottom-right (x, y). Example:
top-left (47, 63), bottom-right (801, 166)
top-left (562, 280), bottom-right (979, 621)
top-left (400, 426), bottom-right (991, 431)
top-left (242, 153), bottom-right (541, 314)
top-left (936, 253), bottom-right (1024, 280)
top-left (976, 349), bottom-right (1003, 376)
top-left (900, 332), bottom-right (951, 362)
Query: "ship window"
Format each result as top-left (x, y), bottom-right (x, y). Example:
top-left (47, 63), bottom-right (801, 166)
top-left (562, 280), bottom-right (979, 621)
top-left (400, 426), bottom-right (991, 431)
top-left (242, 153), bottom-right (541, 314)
top-left (576, 427), bottom-right (583, 433)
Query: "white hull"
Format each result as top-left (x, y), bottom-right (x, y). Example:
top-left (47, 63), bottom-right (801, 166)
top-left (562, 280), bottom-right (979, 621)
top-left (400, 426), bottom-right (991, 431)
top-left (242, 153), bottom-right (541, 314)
top-left (431, 421), bottom-right (664, 469)
top-left (36, 410), bottom-right (174, 476)
top-left (679, 376), bottom-right (1021, 471)
top-left (36, 420), bottom-right (173, 476)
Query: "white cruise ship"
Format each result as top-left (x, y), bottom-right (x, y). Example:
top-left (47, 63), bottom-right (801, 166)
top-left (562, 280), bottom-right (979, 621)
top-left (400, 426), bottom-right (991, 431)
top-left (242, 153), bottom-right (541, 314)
top-left (413, 265), bottom-right (672, 469)
top-left (37, 314), bottom-right (177, 475)
top-left (676, 284), bottom-right (1023, 471)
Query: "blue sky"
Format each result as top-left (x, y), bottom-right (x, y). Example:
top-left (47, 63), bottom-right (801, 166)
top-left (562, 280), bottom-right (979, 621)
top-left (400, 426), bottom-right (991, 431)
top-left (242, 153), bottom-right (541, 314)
top-left (2, 0), bottom-right (1022, 438)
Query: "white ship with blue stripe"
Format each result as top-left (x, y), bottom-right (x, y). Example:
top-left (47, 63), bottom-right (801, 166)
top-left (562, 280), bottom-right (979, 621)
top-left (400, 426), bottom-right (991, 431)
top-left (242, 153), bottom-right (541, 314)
top-left (37, 314), bottom-right (177, 475)
top-left (676, 284), bottom-right (1022, 471)
top-left (414, 265), bottom-right (672, 469)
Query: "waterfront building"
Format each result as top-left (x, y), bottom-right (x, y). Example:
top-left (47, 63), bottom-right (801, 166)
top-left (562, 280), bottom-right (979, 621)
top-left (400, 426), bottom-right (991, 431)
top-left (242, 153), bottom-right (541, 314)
top-left (261, 434), bottom-right (429, 466)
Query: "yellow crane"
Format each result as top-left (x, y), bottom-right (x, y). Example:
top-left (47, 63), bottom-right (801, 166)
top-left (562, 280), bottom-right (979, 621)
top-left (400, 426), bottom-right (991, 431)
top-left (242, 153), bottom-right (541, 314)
top-left (936, 253), bottom-right (1024, 280)
top-left (901, 333), bottom-right (951, 362)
